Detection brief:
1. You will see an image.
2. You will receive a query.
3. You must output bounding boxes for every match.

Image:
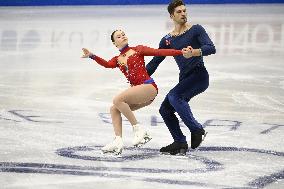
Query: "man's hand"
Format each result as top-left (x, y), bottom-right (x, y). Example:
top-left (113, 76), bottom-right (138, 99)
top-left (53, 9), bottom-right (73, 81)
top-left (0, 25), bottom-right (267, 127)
top-left (182, 46), bottom-right (193, 58)
top-left (182, 46), bottom-right (202, 58)
top-left (81, 48), bottom-right (93, 58)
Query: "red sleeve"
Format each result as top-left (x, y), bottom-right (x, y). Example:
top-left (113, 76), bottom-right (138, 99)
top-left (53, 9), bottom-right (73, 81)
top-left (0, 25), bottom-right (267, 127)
top-left (90, 55), bottom-right (118, 68)
top-left (135, 45), bottom-right (182, 56)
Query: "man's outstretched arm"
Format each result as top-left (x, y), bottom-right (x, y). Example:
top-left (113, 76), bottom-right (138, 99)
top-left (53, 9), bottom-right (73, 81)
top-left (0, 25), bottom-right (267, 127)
top-left (145, 37), bottom-right (169, 76)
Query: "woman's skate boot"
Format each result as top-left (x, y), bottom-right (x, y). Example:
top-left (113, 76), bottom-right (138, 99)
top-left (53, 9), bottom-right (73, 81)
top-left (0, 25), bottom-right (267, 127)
top-left (101, 136), bottom-right (123, 155)
top-left (132, 124), bottom-right (152, 147)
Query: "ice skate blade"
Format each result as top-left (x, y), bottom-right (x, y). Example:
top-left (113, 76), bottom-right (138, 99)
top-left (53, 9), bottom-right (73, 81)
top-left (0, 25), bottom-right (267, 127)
top-left (160, 148), bottom-right (187, 156)
top-left (202, 132), bottom-right (208, 141)
top-left (101, 149), bottom-right (122, 156)
top-left (160, 152), bottom-right (187, 157)
top-left (134, 136), bottom-right (152, 148)
top-left (108, 153), bottom-right (122, 158)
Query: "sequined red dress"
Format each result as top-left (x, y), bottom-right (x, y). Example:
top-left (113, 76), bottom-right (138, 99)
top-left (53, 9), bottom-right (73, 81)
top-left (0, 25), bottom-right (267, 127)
top-left (90, 45), bottom-right (182, 91)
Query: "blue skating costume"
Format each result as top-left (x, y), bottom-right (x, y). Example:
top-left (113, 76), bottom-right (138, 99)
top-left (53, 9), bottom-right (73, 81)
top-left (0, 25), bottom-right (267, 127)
top-left (146, 24), bottom-right (216, 144)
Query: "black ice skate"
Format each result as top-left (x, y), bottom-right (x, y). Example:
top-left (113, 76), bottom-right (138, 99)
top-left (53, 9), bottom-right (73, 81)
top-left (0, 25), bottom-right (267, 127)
top-left (191, 128), bottom-right (207, 149)
top-left (160, 141), bottom-right (188, 156)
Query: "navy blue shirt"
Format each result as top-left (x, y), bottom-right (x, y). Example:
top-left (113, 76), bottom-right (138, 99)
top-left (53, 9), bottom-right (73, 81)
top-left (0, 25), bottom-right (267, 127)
top-left (146, 24), bottom-right (216, 81)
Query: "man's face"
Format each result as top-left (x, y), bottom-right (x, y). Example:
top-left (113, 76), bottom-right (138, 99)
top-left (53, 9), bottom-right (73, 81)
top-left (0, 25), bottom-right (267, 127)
top-left (171, 5), bottom-right (187, 24)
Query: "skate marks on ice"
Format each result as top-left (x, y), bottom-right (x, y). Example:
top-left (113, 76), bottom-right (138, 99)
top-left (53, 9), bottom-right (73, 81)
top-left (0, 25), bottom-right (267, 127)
top-left (1, 145), bottom-right (283, 188)
top-left (232, 92), bottom-right (284, 113)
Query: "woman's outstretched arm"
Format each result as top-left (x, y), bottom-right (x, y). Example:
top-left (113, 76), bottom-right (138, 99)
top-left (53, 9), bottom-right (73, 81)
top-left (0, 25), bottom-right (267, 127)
top-left (135, 45), bottom-right (183, 57)
top-left (81, 48), bottom-right (117, 68)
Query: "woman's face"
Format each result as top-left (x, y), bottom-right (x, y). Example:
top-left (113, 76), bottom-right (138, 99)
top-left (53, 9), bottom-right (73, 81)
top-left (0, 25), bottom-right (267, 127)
top-left (113, 30), bottom-right (128, 48)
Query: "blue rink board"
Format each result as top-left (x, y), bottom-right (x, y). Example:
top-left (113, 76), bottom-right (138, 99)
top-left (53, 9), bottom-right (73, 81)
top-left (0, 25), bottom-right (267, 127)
top-left (1, 0), bottom-right (284, 6)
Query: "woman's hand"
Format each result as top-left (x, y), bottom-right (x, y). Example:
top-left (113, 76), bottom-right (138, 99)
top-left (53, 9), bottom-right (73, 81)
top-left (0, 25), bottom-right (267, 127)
top-left (81, 48), bottom-right (93, 58)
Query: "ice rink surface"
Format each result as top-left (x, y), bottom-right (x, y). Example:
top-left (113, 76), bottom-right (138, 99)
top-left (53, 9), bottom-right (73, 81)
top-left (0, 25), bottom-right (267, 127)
top-left (0, 3), bottom-right (284, 189)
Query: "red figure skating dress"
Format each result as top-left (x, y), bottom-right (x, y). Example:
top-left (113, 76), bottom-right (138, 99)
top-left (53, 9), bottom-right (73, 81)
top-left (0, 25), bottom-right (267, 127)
top-left (90, 45), bottom-right (183, 91)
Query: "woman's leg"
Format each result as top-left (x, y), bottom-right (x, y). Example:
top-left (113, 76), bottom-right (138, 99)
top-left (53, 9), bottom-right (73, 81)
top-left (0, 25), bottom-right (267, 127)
top-left (129, 100), bottom-right (153, 111)
top-left (112, 84), bottom-right (157, 126)
top-left (110, 100), bottom-right (153, 137)
top-left (103, 84), bottom-right (156, 153)
top-left (102, 99), bottom-right (154, 154)
top-left (110, 105), bottom-right (122, 137)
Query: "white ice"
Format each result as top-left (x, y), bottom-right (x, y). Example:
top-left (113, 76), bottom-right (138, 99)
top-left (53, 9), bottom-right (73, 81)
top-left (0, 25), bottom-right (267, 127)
top-left (0, 4), bottom-right (284, 189)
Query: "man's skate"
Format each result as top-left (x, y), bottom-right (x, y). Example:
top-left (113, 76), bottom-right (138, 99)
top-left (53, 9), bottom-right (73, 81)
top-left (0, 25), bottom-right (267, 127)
top-left (101, 136), bottom-right (123, 155)
top-left (133, 125), bottom-right (152, 148)
top-left (160, 141), bottom-right (188, 156)
top-left (191, 128), bottom-right (207, 149)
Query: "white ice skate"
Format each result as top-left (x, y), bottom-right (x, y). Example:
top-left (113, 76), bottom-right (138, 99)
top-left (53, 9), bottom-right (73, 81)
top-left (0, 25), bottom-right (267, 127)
top-left (101, 136), bottom-right (123, 155)
top-left (132, 124), bottom-right (152, 147)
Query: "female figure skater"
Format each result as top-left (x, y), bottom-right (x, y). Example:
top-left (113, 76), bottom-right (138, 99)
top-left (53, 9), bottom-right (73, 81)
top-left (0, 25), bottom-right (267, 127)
top-left (81, 30), bottom-right (188, 155)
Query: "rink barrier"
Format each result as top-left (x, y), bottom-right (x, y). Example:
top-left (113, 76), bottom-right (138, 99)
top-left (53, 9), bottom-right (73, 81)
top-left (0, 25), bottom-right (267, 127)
top-left (1, 0), bottom-right (284, 6)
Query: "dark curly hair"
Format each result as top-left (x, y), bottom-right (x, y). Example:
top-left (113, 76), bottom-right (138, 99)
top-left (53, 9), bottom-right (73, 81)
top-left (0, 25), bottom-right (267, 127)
top-left (167, 0), bottom-right (185, 15)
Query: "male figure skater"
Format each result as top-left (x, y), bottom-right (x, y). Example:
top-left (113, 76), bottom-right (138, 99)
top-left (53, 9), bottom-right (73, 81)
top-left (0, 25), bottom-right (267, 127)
top-left (146, 0), bottom-right (216, 155)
